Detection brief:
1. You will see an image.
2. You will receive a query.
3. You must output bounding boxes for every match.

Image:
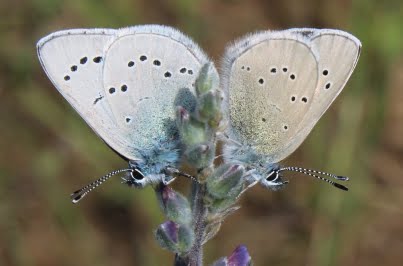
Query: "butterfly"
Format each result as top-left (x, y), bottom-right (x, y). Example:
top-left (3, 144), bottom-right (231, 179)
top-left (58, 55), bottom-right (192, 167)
top-left (38, 25), bottom-right (361, 203)
top-left (37, 25), bottom-right (212, 203)
top-left (220, 28), bottom-right (361, 191)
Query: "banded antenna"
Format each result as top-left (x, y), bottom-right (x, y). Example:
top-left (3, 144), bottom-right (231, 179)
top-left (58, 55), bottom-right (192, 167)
top-left (70, 169), bottom-right (133, 203)
top-left (277, 166), bottom-right (349, 191)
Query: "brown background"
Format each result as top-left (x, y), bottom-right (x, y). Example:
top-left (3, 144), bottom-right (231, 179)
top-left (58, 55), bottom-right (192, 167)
top-left (0, 0), bottom-right (402, 265)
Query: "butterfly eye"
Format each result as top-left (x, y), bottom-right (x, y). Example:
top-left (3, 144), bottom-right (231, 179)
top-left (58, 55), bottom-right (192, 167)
top-left (266, 171), bottom-right (279, 182)
top-left (131, 169), bottom-right (145, 180)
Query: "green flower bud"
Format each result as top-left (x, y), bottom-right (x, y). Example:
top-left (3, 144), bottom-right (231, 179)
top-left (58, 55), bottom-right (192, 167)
top-left (197, 90), bottom-right (223, 128)
top-left (184, 142), bottom-right (215, 169)
top-left (155, 221), bottom-right (194, 254)
top-left (195, 62), bottom-right (219, 95)
top-left (177, 223), bottom-right (194, 253)
top-left (207, 164), bottom-right (245, 199)
top-left (208, 194), bottom-right (241, 213)
top-left (156, 185), bottom-right (192, 224)
top-left (176, 106), bottom-right (207, 146)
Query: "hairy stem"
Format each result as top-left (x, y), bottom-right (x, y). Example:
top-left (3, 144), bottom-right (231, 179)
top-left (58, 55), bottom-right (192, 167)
top-left (188, 181), bottom-right (207, 266)
top-left (173, 180), bottom-right (208, 266)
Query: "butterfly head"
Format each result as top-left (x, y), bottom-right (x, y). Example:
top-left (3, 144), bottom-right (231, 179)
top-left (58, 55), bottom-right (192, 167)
top-left (122, 161), bottom-right (177, 188)
top-left (221, 137), bottom-right (349, 191)
top-left (122, 139), bottom-right (181, 186)
top-left (257, 163), bottom-right (289, 191)
top-left (121, 166), bottom-right (147, 188)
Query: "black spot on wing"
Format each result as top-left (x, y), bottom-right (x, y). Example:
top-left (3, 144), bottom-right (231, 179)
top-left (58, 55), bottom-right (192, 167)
top-left (93, 95), bottom-right (104, 105)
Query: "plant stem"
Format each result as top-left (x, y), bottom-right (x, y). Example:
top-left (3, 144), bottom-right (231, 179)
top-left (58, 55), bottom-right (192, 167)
top-left (188, 181), bottom-right (208, 266)
top-left (174, 254), bottom-right (188, 266)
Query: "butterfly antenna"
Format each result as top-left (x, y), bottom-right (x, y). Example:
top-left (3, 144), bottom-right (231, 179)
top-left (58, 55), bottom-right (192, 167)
top-left (176, 171), bottom-right (197, 182)
top-left (278, 167), bottom-right (349, 191)
top-left (70, 169), bottom-right (133, 204)
top-left (164, 167), bottom-right (198, 183)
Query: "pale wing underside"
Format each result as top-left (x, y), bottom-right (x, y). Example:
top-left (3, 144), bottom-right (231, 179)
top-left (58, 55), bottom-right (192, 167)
top-left (37, 25), bottom-right (211, 161)
top-left (37, 28), bottom-right (119, 153)
top-left (285, 29), bottom-right (361, 157)
top-left (221, 29), bottom-right (361, 163)
top-left (102, 26), bottom-right (210, 153)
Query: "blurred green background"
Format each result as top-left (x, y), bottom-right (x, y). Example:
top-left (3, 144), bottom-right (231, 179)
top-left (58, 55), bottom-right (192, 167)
top-left (0, 0), bottom-right (402, 265)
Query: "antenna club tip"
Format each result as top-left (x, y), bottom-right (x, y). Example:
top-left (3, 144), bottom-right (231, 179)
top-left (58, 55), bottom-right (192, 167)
top-left (337, 175), bottom-right (349, 181)
top-left (70, 190), bottom-right (81, 196)
top-left (333, 182), bottom-right (349, 191)
top-left (71, 196), bottom-right (82, 204)
top-left (70, 192), bottom-right (86, 203)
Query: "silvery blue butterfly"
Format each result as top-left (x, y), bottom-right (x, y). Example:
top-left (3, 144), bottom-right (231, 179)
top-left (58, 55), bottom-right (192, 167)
top-left (37, 25), bottom-right (211, 203)
top-left (220, 28), bottom-right (361, 191)
top-left (38, 25), bottom-right (361, 203)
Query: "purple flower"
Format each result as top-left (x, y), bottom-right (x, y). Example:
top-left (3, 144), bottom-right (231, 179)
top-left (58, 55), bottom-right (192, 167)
top-left (212, 245), bottom-right (252, 266)
top-left (228, 245), bottom-right (251, 266)
top-left (161, 220), bottom-right (179, 243)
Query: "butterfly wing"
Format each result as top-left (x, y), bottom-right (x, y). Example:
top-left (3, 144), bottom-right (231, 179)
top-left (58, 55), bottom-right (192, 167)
top-left (37, 25), bottom-right (211, 161)
top-left (37, 28), bottom-right (120, 152)
top-left (221, 29), bottom-right (361, 163)
top-left (102, 25), bottom-right (210, 154)
top-left (291, 29), bottom-right (361, 148)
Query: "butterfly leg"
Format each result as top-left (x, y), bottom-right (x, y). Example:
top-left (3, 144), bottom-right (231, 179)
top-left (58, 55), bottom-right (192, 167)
top-left (235, 170), bottom-right (260, 199)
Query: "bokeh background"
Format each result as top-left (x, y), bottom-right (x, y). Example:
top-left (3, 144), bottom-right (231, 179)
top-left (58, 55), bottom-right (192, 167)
top-left (0, 0), bottom-right (402, 265)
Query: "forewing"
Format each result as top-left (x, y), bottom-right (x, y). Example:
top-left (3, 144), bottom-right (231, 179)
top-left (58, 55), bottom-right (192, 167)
top-left (38, 26), bottom-right (212, 161)
top-left (102, 25), bottom-right (211, 154)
